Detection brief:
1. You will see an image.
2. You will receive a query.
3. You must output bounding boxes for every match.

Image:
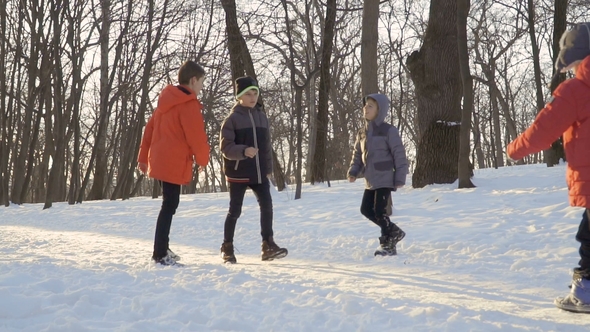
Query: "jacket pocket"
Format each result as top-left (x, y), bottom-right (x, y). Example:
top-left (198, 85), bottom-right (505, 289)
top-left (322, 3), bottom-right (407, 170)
top-left (374, 160), bottom-right (394, 171)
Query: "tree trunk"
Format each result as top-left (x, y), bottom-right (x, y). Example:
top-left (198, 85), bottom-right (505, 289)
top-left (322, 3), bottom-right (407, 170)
top-left (456, 0), bottom-right (475, 188)
top-left (526, 0), bottom-right (548, 166)
top-left (361, 0), bottom-right (379, 96)
top-left (0, 2), bottom-right (7, 206)
top-left (406, 0), bottom-right (462, 188)
top-left (489, 69), bottom-right (503, 168)
top-left (545, 0), bottom-right (567, 166)
top-left (472, 110), bottom-right (486, 169)
top-left (87, 0), bottom-right (111, 201)
top-left (11, 0), bottom-right (41, 204)
top-left (310, 0), bottom-right (336, 184)
top-left (67, 7), bottom-right (84, 205)
top-left (294, 87), bottom-right (304, 199)
top-left (44, 0), bottom-right (68, 209)
top-left (221, 0), bottom-right (286, 191)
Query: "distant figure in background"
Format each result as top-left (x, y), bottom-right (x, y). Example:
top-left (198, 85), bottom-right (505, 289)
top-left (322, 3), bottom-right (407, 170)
top-left (137, 61), bottom-right (210, 266)
top-left (348, 93), bottom-right (409, 256)
top-left (507, 22), bottom-right (590, 313)
top-left (218, 76), bottom-right (287, 264)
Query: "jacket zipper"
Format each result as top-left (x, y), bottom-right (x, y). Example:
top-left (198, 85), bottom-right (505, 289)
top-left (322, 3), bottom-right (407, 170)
top-left (248, 109), bottom-right (262, 183)
top-left (234, 160), bottom-right (240, 170)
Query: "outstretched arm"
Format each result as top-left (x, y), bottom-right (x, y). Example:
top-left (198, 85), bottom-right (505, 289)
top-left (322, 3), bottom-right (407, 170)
top-left (507, 89), bottom-right (576, 160)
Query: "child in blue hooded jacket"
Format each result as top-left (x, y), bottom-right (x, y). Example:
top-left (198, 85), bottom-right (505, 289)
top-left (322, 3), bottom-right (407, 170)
top-left (348, 94), bottom-right (409, 256)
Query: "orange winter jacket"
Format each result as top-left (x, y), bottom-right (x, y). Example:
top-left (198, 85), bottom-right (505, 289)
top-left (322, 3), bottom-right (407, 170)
top-left (507, 56), bottom-right (590, 208)
top-left (137, 85), bottom-right (210, 185)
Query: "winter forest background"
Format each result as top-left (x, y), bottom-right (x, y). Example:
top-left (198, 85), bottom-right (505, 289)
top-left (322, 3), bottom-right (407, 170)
top-left (1, 0), bottom-right (589, 209)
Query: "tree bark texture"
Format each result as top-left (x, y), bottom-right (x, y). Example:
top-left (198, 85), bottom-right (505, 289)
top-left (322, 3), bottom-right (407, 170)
top-left (361, 0), bottom-right (379, 96)
top-left (87, 0), bottom-right (111, 200)
top-left (406, 0), bottom-right (462, 188)
top-left (456, 0), bottom-right (475, 188)
top-left (310, 0), bottom-right (336, 184)
top-left (545, 0), bottom-right (567, 166)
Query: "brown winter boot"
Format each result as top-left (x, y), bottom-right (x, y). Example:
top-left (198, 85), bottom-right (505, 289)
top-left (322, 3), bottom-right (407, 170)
top-left (261, 237), bottom-right (288, 261)
top-left (220, 241), bottom-right (237, 264)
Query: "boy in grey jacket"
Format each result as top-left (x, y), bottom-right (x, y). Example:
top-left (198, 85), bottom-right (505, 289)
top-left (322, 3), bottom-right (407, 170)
top-left (348, 94), bottom-right (409, 256)
top-left (219, 76), bottom-right (288, 264)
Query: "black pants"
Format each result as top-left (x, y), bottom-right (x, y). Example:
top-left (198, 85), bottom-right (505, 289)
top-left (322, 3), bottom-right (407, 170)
top-left (360, 188), bottom-right (391, 236)
top-left (224, 179), bottom-right (273, 243)
top-left (577, 209), bottom-right (590, 271)
top-left (153, 181), bottom-right (180, 260)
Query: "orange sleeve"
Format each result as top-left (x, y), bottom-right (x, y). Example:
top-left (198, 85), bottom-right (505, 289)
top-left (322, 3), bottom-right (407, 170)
top-left (507, 90), bottom-right (576, 160)
top-left (137, 115), bottom-right (154, 164)
top-left (180, 101), bottom-right (210, 167)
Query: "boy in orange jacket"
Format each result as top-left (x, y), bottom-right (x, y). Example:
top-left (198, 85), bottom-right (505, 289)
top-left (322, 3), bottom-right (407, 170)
top-left (137, 61), bottom-right (210, 266)
top-left (507, 23), bottom-right (590, 312)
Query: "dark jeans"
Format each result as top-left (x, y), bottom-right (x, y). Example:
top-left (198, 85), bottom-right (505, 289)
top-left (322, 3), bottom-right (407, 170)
top-left (360, 188), bottom-right (391, 236)
top-left (224, 179), bottom-right (273, 243)
top-left (153, 181), bottom-right (180, 260)
top-left (577, 209), bottom-right (590, 272)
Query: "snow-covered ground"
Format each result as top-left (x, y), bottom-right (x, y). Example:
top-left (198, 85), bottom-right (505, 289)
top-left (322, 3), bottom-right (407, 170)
top-left (2, 164), bottom-right (590, 331)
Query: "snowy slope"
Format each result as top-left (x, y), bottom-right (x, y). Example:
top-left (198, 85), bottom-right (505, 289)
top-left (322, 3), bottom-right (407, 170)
top-left (2, 164), bottom-right (590, 331)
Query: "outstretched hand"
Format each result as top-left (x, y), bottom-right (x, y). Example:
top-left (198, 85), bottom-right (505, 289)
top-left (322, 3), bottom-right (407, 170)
top-left (505, 151), bottom-right (517, 163)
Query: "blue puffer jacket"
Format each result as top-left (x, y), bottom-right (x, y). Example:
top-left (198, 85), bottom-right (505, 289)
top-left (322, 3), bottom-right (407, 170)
top-left (348, 93), bottom-right (408, 190)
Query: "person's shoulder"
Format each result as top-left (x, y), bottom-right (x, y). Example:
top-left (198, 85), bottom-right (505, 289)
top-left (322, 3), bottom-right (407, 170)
top-left (555, 77), bottom-right (588, 99)
top-left (379, 121), bottom-right (397, 132)
top-left (384, 123), bottom-right (402, 137)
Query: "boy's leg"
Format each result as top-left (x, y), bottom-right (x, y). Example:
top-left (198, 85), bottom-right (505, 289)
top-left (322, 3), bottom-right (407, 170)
top-left (250, 179), bottom-right (273, 241)
top-left (555, 209), bottom-right (590, 310)
top-left (223, 181), bottom-right (248, 243)
top-left (373, 188), bottom-right (392, 236)
top-left (576, 209), bottom-right (590, 273)
top-left (153, 181), bottom-right (181, 260)
top-left (360, 189), bottom-right (378, 224)
top-left (251, 179), bottom-right (287, 261)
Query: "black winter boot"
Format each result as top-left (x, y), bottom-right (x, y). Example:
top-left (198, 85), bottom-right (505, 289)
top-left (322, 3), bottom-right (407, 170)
top-left (387, 220), bottom-right (405, 245)
top-left (374, 236), bottom-right (397, 256)
top-left (261, 237), bottom-right (288, 261)
top-left (220, 241), bottom-right (237, 264)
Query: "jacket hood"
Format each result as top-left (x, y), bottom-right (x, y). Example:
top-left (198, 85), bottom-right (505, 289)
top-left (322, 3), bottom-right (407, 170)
top-left (156, 85), bottom-right (197, 113)
top-left (365, 93), bottom-right (390, 125)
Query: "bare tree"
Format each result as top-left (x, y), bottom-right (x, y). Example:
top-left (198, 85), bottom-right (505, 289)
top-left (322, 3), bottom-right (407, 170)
top-left (44, 0), bottom-right (70, 209)
top-left (527, 0), bottom-right (545, 115)
top-left (87, 0), bottom-right (111, 200)
top-left (406, 0), bottom-right (462, 188)
top-left (279, 0), bottom-right (319, 199)
top-left (0, 1), bottom-right (8, 206)
top-left (361, 0), bottom-right (379, 96)
top-left (10, 0), bottom-right (45, 205)
top-left (310, 0), bottom-right (337, 184)
top-left (457, 0), bottom-right (475, 188)
top-left (221, 0), bottom-right (287, 191)
top-left (544, 0), bottom-right (567, 166)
